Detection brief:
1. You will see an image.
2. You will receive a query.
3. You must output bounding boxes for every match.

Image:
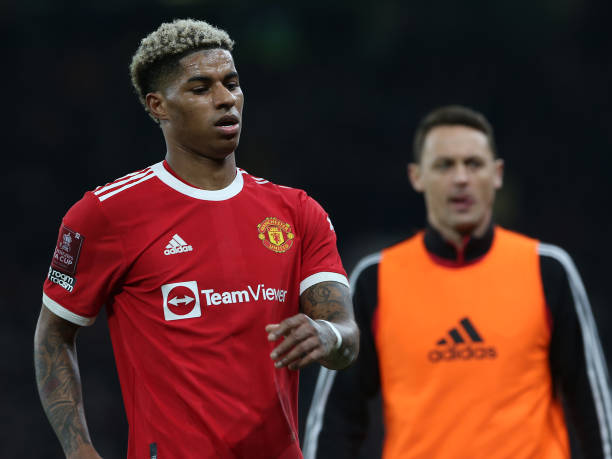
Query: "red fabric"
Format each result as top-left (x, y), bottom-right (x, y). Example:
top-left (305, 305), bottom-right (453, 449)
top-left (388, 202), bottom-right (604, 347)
top-left (371, 305), bottom-right (380, 340)
top-left (43, 163), bottom-right (347, 458)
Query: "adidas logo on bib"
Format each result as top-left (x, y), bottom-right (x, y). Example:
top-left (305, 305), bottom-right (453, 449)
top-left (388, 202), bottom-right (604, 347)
top-left (164, 234), bottom-right (193, 256)
top-left (427, 317), bottom-right (497, 363)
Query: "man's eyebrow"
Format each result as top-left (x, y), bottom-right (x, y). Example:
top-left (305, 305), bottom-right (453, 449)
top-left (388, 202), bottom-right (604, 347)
top-left (186, 75), bottom-right (212, 84)
top-left (186, 72), bottom-right (239, 84)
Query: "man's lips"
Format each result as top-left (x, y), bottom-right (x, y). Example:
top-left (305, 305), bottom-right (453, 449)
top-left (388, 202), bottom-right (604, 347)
top-left (448, 196), bottom-right (475, 211)
top-left (215, 123), bottom-right (240, 135)
top-left (214, 114), bottom-right (240, 136)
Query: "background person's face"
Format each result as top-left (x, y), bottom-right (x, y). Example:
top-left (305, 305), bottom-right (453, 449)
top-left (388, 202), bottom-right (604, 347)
top-left (409, 125), bottom-right (503, 237)
top-left (158, 48), bottom-right (244, 159)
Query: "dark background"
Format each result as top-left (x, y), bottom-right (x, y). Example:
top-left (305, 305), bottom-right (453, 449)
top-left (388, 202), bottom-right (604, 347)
top-left (3, 1), bottom-right (612, 457)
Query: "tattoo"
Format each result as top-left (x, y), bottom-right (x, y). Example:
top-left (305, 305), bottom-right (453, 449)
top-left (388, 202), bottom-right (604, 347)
top-left (34, 307), bottom-right (92, 456)
top-left (300, 281), bottom-right (359, 369)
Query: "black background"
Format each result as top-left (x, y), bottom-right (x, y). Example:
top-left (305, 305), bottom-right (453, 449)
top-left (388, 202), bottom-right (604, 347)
top-left (3, 1), bottom-right (612, 457)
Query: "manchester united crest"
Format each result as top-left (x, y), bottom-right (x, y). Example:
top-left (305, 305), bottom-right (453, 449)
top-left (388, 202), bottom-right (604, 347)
top-left (257, 217), bottom-right (294, 253)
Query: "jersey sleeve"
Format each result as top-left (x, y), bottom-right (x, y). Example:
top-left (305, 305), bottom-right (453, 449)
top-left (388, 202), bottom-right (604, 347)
top-left (298, 194), bottom-right (348, 294)
top-left (42, 192), bottom-right (126, 326)
top-left (539, 243), bottom-right (612, 458)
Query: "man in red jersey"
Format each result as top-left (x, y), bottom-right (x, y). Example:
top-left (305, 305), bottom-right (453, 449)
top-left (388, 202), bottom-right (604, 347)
top-left (34, 19), bottom-right (358, 459)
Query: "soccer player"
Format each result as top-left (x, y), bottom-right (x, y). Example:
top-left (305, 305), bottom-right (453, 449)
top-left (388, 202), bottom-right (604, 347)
top-left (304, 105), bottom-right (612, 458)
top-left (34, 19), bottom-right (358, 459)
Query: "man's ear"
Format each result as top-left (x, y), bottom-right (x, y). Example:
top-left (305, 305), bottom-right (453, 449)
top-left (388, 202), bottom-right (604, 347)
top-left (494, 158), bottom-right (504, 190)
top-left (145, 92), bottom-right (168, 122)
top-left (408, 162), bottom-right (424, 193)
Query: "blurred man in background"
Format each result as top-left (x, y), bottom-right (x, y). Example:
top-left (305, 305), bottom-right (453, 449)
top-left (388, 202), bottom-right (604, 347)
top-left (34, 19), bottom-right (358, 459)
top-left (305, 105), bottom-right (612, 458)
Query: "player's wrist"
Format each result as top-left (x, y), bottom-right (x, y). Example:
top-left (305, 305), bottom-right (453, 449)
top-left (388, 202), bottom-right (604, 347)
top-left (316, 319), bottom-right (343, 351)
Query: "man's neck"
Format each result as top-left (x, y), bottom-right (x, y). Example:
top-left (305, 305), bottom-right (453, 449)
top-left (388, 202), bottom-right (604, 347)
top-left (424, 222), bottom-right (495, 266)
top-left (165, 147), bottom-right (237, 191)
top-left (427, 213), bottom-right (492, 250)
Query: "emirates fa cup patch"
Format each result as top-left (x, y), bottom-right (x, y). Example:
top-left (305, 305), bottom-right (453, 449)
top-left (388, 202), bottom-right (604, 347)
top-left (257, 217), bottom-right (294, 253)
top-left (51, 225), bottom-right (84, 275)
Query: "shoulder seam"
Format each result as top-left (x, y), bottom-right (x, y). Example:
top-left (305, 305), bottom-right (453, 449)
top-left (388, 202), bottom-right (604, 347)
top-left (242, 169), bottom-right (302, 190)
top-left (93, 166), bottom-right (150, 191)
top-left (538, 242), bottom-right (612, 457)
top-left (93, 167), bottom-right (156, 202)
top-left (240, 168), bottom-right (271, 185)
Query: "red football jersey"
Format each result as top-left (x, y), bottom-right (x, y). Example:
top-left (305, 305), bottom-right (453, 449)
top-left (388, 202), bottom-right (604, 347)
top-left (42, 161), bottom-right (348, 459)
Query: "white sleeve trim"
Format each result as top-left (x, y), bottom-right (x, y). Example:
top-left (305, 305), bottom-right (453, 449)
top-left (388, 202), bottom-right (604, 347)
top-left (303, 367), bottom-right (337, 459)
top-left (42, 292), bottom-right (96, 326)
top-left (539, 243), bottom-right (612, 458)
top-left (349, 252), bottom-right (382, 287)
top-left (299, 272), bottom-right (349, 295)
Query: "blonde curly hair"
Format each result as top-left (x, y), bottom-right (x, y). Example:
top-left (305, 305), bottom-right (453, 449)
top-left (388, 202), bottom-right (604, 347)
top-left (130, 18), bottom-right (235, 120)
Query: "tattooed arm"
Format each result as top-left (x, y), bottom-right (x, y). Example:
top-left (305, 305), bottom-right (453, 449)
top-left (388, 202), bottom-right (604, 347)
top-left (34, 305), bottom-right (102, 459)
top-left (266, 281), bottom-right (359, 370)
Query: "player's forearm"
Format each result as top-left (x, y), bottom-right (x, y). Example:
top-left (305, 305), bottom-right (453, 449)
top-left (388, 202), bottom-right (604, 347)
top-left (34, 307), bottom-right (96, 458)
top-left (302, 281), bottom-right (360, 370)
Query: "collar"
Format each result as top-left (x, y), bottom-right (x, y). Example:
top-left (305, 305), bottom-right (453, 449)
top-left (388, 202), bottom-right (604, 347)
top-left (423, 223), bottom-right (494, 267)
top-left (150, 160), bottom-right (244, 201)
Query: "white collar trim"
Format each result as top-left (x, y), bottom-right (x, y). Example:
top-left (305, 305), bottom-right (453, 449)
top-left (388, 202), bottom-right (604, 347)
top-left (151, 161), bottom-right (244, 201)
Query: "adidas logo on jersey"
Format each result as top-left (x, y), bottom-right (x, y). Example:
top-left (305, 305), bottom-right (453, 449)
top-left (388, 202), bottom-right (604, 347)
top-left (164, 234), bottom-right (193, 256)
top-left (427, 317), bottom-right (497, 363)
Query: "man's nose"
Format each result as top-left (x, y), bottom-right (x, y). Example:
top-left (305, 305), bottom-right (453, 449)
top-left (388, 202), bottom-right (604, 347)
top-left (452, 164), bottom-right (469, 184)
top-left (213, 84), bottom-right (236, 109)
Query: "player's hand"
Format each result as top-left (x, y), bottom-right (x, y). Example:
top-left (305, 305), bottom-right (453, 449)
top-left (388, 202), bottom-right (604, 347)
top-left (266, 314), bottom-right (337, 370)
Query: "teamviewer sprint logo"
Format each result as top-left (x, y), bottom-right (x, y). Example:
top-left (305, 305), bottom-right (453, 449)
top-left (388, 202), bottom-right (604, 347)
top-left (161, 281), bottom-right (201, 321)
top-left (161, 281), bottom-right (288, 321)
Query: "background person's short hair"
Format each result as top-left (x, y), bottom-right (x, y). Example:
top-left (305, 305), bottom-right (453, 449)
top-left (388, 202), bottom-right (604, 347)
top-left (413, 105), bottom-right (497, 163)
